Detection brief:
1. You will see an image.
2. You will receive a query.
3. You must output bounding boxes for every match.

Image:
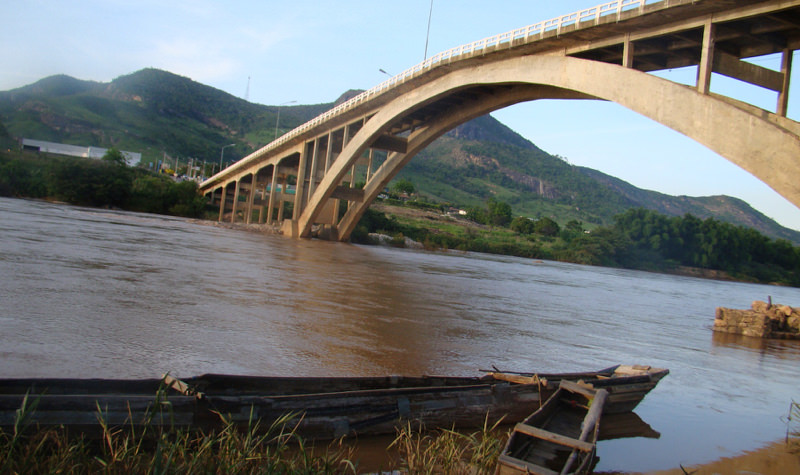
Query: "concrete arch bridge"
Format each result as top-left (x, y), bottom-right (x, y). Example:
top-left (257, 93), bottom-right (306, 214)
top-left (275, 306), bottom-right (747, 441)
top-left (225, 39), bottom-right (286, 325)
top-left (199, 0), bottom-right (800, 241)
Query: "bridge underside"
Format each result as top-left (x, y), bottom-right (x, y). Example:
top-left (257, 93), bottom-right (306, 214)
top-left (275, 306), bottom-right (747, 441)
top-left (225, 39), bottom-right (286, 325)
top-left (200, 0), bottom-right (800, 242)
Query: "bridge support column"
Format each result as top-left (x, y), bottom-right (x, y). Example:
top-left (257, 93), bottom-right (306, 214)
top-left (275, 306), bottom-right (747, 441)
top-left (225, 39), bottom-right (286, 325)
top-left (293, 145), bottom-right (310, 220)
top-left (281, 219), bottom-right (298, 237)
top-left (218, 185), bottom-right (227, 222)
top-left (779, 48), bottom-right (793, 117)
top-left (277, 187), bottom-right (286, 223)
top-left (325, 129), bottom-right (336, 170)
top-left (231, 180), bottom-right (241, 224)
top-left (697, 19), bottom-right (715, 94)
top-left (245, 176), bottom-right (256, 224)
top-left (258, 179), bottom-right (269, 224)
top-left (308, 138), bottom-right (321, 198)
top-left (623, 34), bottom-right (634, 68)
top-left (267, 170), bottom-right (279, 225)
top-left (366, 149), bottom-right (374, 183)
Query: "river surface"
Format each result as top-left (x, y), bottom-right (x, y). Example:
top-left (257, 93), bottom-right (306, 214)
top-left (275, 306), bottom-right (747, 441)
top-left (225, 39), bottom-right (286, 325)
top-left (1, 196), bottom-right (799, 472)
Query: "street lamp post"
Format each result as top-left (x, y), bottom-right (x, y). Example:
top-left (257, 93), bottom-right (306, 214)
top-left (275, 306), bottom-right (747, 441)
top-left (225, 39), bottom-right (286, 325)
top-left (424, 0), bottom-right (434, 60)
top-left (274, 100), bottom-right (297, 141)
top-left (219, 143), bottom-right (235, 171)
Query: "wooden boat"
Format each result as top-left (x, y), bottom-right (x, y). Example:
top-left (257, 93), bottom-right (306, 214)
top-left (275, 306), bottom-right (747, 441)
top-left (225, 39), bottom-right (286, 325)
top-left (496, 381), bottom-right (608, 475)
top-left (486, 364), bottom-right (668, 414)
top-left (0, 364), bottom-right (666, 440)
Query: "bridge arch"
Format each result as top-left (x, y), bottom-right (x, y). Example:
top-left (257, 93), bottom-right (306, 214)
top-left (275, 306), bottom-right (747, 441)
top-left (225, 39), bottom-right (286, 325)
top-left (298, 54), bottom-right (800, 241)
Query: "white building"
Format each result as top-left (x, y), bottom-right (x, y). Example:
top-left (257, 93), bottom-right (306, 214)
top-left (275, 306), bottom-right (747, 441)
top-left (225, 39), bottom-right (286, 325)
top-left (21, 138), bottom-right (141, 166)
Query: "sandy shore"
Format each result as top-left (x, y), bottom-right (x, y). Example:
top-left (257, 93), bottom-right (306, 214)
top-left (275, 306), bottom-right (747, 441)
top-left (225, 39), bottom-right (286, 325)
top-left (642, 440), bottom-right (799, 475)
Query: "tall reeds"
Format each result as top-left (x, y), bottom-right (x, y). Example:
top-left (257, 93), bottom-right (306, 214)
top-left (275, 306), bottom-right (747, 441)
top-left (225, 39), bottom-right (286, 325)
top-left (389, 416), bottom-right (506, 474)
top-left (0, 388), bottom-right (507, 474)
top-left (0, 389), bottom-right (357, 474)
top-left (787, 400), bottom-right (800, 454)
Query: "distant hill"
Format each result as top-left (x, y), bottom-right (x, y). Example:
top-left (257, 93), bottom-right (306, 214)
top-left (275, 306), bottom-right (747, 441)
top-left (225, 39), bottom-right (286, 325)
top-left (399, 115), bottom-right (800, 243)
top-left (2, 68), bottom-right (799, 244)
top-left (0, 69), bottom-right (313, 163)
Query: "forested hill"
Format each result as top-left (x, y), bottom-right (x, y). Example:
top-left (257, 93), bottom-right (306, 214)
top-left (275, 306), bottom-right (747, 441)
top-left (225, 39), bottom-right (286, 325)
top-left (401, 115), bottom-right (800, 244)
top-left (1, 68), bottom-right (798, 243)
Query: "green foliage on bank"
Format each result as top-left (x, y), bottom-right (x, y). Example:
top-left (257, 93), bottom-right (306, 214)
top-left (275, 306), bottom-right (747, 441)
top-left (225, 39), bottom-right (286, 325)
top-left (611, 208), bottom-right (800, 284)
top-left (356, 202), bottom-right (800, 287)
top-left (0, 150), bottom-right (207, 218)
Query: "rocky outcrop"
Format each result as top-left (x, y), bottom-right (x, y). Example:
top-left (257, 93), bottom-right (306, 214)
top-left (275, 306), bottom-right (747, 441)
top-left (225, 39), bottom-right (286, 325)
top-left (714, 301), bottom-right (800, 339)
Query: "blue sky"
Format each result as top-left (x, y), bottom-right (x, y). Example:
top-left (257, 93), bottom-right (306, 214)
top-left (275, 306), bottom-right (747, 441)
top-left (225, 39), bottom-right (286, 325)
top-left (3, 1), bottom-right (800, 230)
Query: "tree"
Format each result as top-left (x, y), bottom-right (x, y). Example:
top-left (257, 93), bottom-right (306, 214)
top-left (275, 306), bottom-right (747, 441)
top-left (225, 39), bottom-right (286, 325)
top-left (510, 216), bottom-right (536, 234)
top-left (102, 147), bottom-right (127, 166)
top-left (486, 197), bottom-right (512, 227)
top-left (534, 217), bottom-right (560, 236)
top-left (393, 178), bottom-right (416, 195)
top-left (466, 206), bottom-right (488, 225)
top-left (560, 220), bottom-right (584, 241)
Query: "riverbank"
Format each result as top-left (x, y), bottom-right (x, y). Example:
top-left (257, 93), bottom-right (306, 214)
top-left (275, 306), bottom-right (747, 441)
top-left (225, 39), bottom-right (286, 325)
top-left (360, 203), bottom-right (800, 286)
top-left (643, 440), bottom-right (800, 475)
top-left (205, 201), bottom-right (787, 287)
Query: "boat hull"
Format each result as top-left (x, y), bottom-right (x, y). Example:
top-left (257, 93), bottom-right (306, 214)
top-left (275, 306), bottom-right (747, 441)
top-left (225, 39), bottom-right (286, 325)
top-left (497, 382), bottom-right (608, 475)
top-left (0, 365), bottom-right (667, 440)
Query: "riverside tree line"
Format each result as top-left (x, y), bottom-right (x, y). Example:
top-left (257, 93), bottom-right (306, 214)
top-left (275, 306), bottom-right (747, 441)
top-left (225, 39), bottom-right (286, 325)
top-left (0, 149), bottom-right (207, 217)
top-left (353, 190), bottom-right (800, 286)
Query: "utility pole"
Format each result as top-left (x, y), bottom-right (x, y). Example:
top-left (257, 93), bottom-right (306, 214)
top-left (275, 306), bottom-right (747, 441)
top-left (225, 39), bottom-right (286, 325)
top-left (220, 143), bottom-right (235, 171)
top-left (424, 0), bottom-right (434, 60)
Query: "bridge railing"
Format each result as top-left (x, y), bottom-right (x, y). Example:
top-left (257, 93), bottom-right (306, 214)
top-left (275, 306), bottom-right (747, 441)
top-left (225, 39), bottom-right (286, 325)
top-left (207, 0), bottom-right (671, 184)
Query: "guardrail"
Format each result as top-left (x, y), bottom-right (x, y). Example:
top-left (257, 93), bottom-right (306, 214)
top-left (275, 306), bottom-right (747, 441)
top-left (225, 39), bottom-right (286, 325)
top-left (205, 0), bottom-right (672, 185)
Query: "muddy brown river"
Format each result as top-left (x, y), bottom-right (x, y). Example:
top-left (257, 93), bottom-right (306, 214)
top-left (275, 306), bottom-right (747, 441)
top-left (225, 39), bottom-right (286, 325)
top-left (1, 196), bottom-right (799, 472)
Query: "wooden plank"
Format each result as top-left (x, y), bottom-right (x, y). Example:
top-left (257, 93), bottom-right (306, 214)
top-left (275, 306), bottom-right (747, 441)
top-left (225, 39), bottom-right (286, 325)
top-left (580, 388), bottom-right (608, 437)
top-left (162, 374), bottom-right (193, 396)
top-left (488, 372), bottom-right (540, 385)
top-left (560, 388), bottom-right (608, 474)
top-left (557, 380), bottom-right (596, 400)
top-left (497, 453), bottom-right (559, 475)
top-left (512, 423), bottom-right (595, 452)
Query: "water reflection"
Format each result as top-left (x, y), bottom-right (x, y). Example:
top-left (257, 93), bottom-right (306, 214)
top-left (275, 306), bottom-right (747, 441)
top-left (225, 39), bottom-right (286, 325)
top-left (712, 329), bottom-right (800, 355)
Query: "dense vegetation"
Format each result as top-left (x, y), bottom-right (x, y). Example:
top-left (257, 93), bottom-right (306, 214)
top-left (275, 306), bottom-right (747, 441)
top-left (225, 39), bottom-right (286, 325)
top-left (0, 150), bottom-right (207, 218)
top-left (612, 208), bottom-right (800, 284)
top-left (353, 199), bottom-right (800, 287)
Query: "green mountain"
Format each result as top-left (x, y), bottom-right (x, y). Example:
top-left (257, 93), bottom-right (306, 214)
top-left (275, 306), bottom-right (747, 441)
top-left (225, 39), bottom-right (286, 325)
top-left (402, 115), bottom-right (800, 243)
top-left (2, 69), bottom-right (798, 243)
top-left (0, 69), bottom-right (322, 164)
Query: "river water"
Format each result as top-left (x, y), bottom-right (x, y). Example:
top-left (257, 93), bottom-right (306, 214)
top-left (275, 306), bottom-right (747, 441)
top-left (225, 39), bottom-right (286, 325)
top-left (1, 196), bottom-right (799, 472)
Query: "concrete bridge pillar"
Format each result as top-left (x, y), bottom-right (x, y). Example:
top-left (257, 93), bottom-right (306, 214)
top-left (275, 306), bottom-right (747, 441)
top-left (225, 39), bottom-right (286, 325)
top-left (779, 48), bottom-right (793, 117)
top-left (245, 175), bottom-right (256, 224)
top-left (231, 180), bottom-right (241, 224)
top-left (217, 185), bottom-right (227, 222)
top-left (293, 145), bottom-right (310, 220)
top-left (266, 171), bottom-right (278, 225)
